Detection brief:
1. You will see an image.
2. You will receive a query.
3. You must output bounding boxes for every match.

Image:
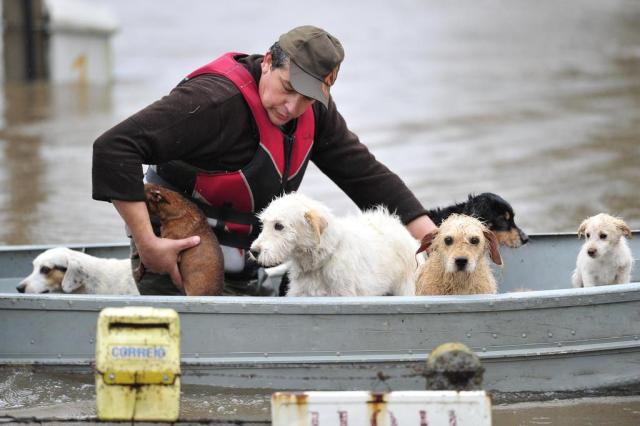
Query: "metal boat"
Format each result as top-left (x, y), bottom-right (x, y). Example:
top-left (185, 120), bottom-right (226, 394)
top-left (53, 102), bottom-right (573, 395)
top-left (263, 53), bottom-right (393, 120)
top-left (1, 232), bottom-right (639, 399)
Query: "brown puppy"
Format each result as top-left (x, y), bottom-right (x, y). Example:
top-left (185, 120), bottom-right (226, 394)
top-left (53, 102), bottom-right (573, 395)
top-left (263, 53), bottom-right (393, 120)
top-left (415, 214), bottom-right (502, 295)
top-left (140, 183), bottom-right (224, 296)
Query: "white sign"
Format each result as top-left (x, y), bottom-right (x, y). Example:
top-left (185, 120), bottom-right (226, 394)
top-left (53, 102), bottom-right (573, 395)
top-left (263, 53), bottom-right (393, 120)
top-left (272, 391), bottom-right (491, 426)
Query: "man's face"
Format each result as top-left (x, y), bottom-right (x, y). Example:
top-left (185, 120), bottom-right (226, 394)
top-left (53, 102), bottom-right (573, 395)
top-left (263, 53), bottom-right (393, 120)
top-left (259, 52), bottom-right (316, 126)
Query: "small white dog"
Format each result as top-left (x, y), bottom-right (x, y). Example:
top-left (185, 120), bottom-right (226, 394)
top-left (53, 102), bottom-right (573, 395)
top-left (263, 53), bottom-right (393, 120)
top-left (17, 247), bottom-right (139, 295)
top-left (572, 213), bottom-right (634, 287)
top-left (250, 193), bottom-right (418, 297)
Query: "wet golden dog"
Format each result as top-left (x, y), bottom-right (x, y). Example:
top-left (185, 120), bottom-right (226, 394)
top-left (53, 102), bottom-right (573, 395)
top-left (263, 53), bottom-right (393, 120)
top-left (415, 214), bottom-right (503, 295)
top-left (140, 183), bottom-right (224, 296)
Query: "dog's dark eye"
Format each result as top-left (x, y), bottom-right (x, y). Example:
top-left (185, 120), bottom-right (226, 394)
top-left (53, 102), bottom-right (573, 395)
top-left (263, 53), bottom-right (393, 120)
top-left (274, 222), bottom-right (284, 231)
top-left (586, 233), bottom-right (591, 238)
top-left (444, 236), bottom-right (453, 246)
top-left (470, 236), bottom-right (480, 245)
top-left (40, 266), bottom-right (51, 274)
top-left (599, 233), bottom-right (607, 240)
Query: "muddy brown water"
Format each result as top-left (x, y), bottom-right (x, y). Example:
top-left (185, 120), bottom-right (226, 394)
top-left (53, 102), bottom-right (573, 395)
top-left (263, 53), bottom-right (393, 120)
top-left (1, 369), bottom-right (640, 425)
top-left (1, 0), bottom-right (640, 423)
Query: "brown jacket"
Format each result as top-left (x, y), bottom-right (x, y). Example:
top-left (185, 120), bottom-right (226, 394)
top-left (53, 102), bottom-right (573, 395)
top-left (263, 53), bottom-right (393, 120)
top-left (92, 54), bottom-right (426, 224)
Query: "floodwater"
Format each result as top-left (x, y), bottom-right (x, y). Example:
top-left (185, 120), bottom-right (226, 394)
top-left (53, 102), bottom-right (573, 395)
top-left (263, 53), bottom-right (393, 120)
top-left (1, 0), bottom-right (639, 245)
top-left (1, 0), bottom-right (640, 423)
top-left (2, 369), bottom-right (640, 425)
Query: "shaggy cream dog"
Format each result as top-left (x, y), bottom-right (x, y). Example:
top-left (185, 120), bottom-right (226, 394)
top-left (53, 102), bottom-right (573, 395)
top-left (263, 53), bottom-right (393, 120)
top-left (17, 247), bottom-right (139, 295)
top-left (415, 214), bottom-right (502, 295)
top-left (250, 193), bottom-right (418, 297)
top-left (572, 213), bottom-right (634, 287)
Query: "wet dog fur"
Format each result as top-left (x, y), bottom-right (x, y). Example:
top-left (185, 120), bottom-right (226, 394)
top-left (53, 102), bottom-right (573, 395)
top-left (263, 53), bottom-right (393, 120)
top-left (250, 192), bottom-right (417, 297)
top-left (426, 193), bottom-right (528, 248)
top-left (17, 247), bottom-right (139, 295)
top-left (140, 183), bottom-right (224, 296)
top-left (415, 214), bottom-right (503, 295)
top-left (572, 213), bottom-right (634, 287)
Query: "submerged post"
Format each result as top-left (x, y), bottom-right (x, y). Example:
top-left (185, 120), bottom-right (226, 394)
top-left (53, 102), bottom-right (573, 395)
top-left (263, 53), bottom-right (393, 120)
top-left (424, 342), bottom-right (485, 391)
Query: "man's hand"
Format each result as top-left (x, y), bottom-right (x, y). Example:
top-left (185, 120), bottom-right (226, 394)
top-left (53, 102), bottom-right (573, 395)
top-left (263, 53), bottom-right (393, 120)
top-left (113, 199), bottom-right (201, 290)
top-left (406, 214), bottom-right (438, 241)
top-left (136, 235), bottom-right (200, 290)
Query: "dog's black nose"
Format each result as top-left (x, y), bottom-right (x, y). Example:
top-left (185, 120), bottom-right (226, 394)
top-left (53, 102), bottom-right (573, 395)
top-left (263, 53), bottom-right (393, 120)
top-left (519, 230), bottom-right (529, 245)
top-left (16, 283), bottom-right (26, 293)
top-left (249, 248), bottom-right (260, 259)
top-left (455, 257), bottom-right (468, 270)
top-left (587, 248), bottom-right (597, 258)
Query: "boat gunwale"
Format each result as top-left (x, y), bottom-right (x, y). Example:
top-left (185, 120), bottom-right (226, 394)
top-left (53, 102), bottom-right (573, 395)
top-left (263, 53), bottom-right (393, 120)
top-left (1, 282), bottom-right (639, 314)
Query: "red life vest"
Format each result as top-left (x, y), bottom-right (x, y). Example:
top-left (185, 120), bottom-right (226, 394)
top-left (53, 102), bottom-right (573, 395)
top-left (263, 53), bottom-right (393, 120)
top-left (153, 53), bottom-right (315, 249)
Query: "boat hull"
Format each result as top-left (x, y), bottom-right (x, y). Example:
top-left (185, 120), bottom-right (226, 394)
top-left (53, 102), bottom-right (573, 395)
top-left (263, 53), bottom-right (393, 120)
top-left (1, 233), bottom-right (639, 397)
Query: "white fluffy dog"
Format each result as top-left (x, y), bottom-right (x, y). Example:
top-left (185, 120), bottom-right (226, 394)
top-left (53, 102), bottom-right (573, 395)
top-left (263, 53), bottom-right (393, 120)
top-left (250, 193), bottom-right (418, 296)
top-left (17, 247), bottom-right (139, 295)
top-left (572, 213), bottom-right (634, 287)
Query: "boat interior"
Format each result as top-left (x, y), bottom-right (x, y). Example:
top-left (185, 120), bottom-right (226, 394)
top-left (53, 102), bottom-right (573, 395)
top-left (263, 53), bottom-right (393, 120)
top-left (1, 232), bottom-right (638, 296)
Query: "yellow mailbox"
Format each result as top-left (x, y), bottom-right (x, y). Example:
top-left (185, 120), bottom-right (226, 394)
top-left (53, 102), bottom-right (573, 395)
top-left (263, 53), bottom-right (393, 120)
top-left (95, 307), bottom-right (180, 421)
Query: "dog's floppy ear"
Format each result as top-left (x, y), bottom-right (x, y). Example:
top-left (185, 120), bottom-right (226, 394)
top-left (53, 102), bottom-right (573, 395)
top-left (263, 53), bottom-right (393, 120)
top-left (484, 230), bottom-right (503, 266)
top-left (577, 219), bottom-right (588, 238)
top-left (304, 210), bottom-right (328, 242)
top-left (614, 217), bottom-right (632, 238)
top-left (417, 230), bottom-right (438, 255)
top-left (61, 255), bottom-right (90, 293)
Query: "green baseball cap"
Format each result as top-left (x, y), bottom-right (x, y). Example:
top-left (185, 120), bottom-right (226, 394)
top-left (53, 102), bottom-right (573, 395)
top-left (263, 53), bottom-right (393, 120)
top-left (278, 25), bottom-right (345, 108)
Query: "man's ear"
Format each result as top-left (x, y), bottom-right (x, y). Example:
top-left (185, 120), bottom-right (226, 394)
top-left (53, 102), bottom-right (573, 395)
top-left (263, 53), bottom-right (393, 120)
top-left (262, 51), bottom-right (272, 74)
top-left (304, 210), bottom-right (328, 243)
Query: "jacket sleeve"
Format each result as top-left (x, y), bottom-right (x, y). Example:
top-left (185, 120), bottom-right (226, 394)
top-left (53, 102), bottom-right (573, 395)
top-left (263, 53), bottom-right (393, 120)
top-left (92, 75), bottom-right (241, 202)
top-left (311, 100), bottom-right (428, 225)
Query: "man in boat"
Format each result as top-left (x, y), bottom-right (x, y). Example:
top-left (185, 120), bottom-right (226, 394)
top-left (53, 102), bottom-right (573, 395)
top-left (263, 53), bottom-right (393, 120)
top-left (92, 25), bottom-right (437, 296)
